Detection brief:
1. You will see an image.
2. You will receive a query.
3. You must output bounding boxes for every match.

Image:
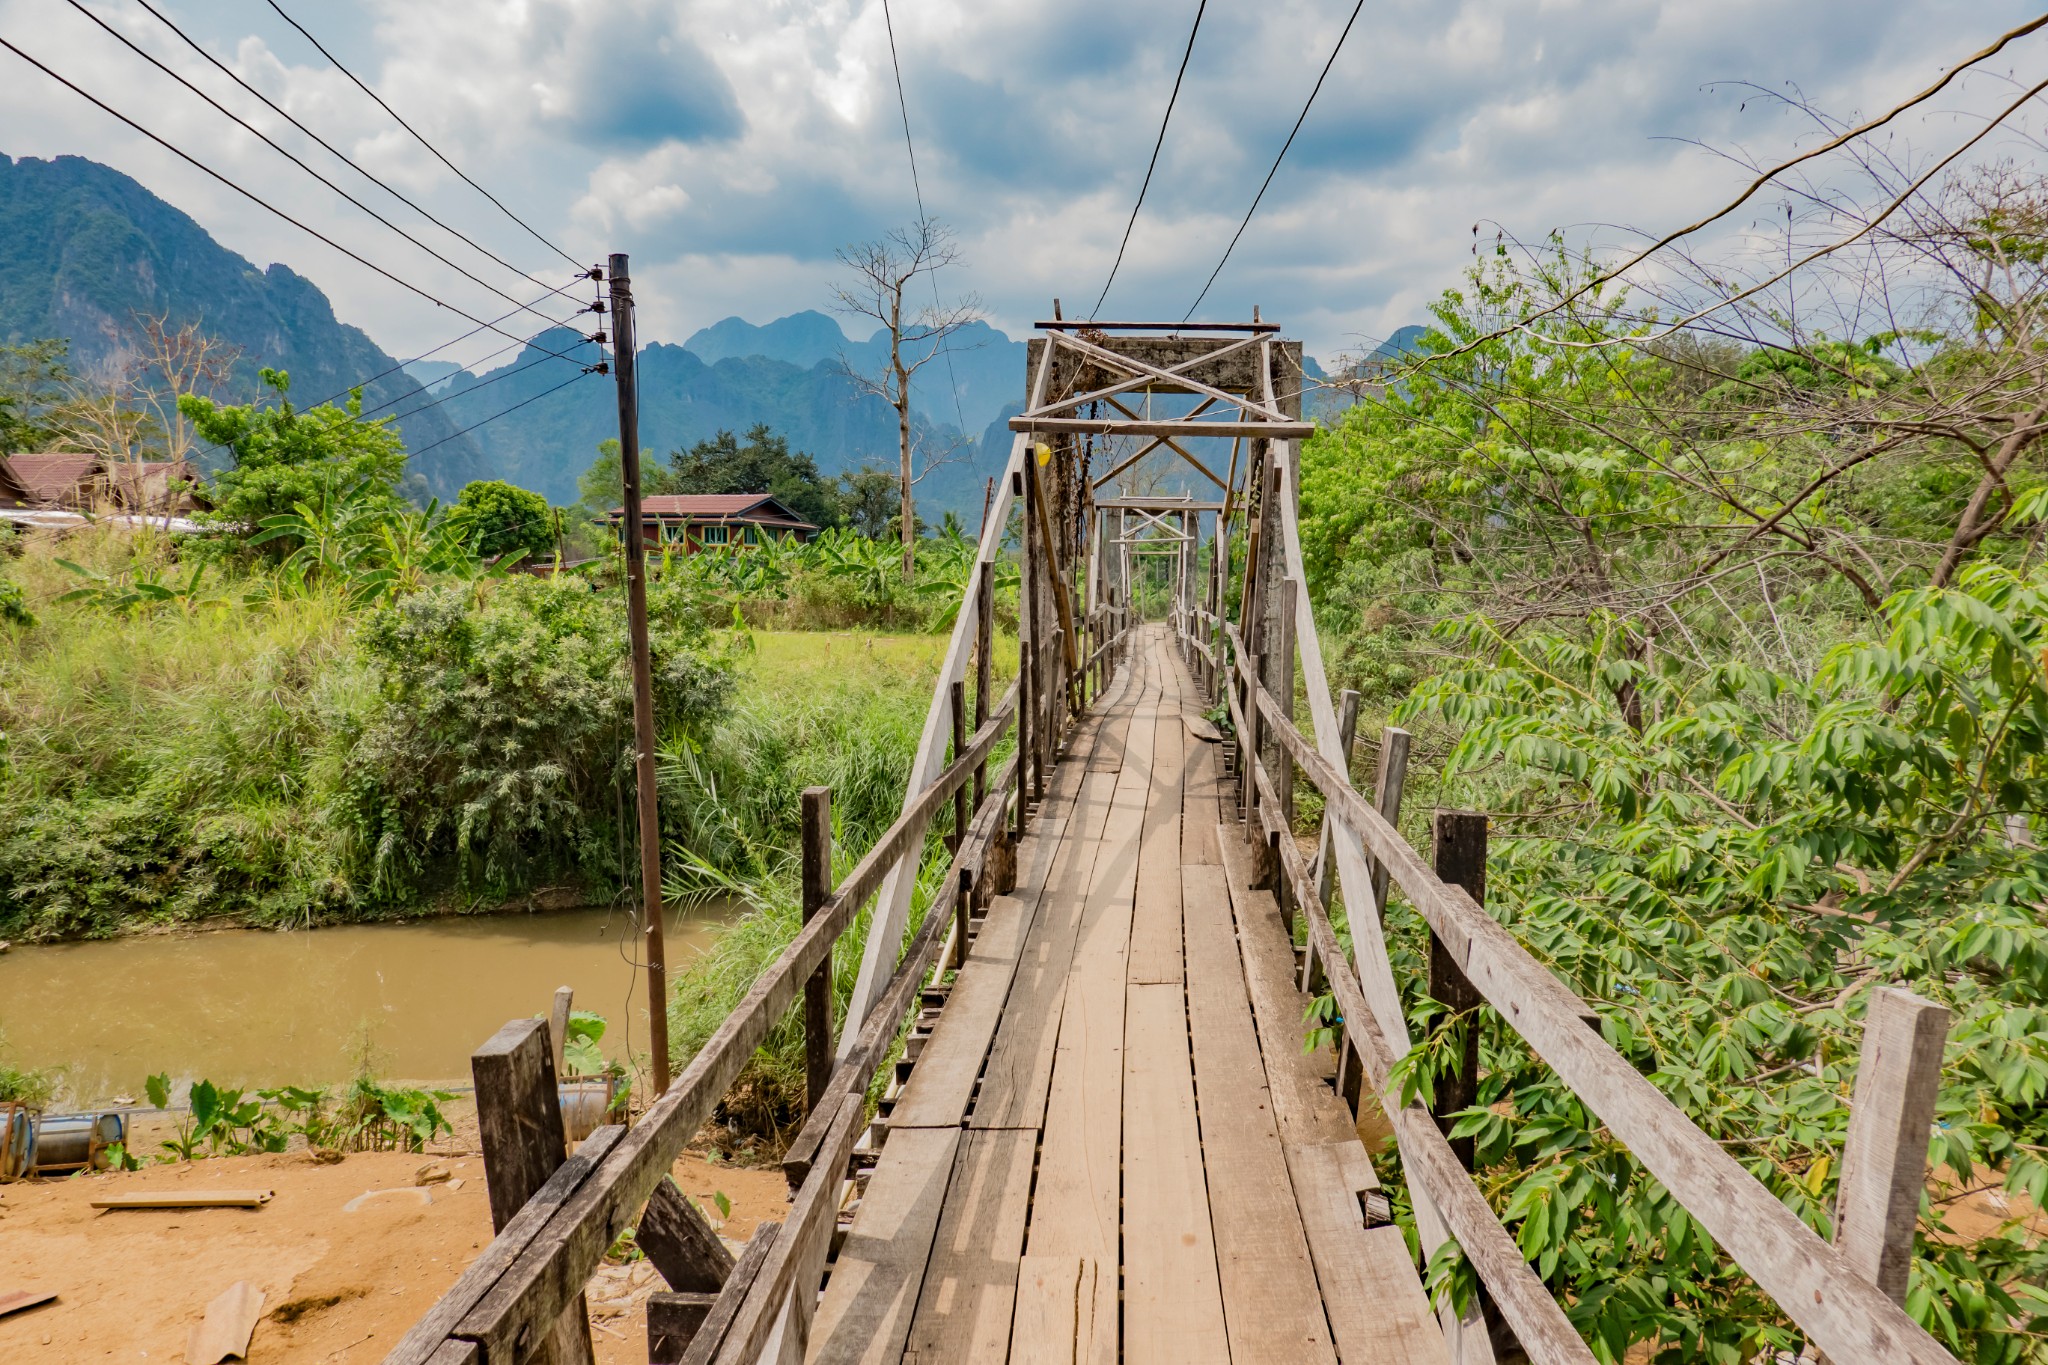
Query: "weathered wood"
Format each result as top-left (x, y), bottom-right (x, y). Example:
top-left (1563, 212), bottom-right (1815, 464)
top-left (638, 1178), bottom-right (733, 1293)
top-left (1124, 979), bottom-right (1230, 1364)
top-left (1013, 416), bottom-right (1315, 440)
top-left (472, 1018), bottom-right (568, 1232)
top-left (1367, 727), bottom-right (1413, 918)
top-left (383, 1127), bottom-right (622, 1365)
top-left (1284, 1143), bottom-right (1450, 1365)
top-left (1257, 685), bottom-right (1958, 1365)
top-left (802, 787), bottom-right (835, 1113)
top-left (549, 986), bottom-right (574, 1083)
top-left (469, 1017), bottom-right (592, 1365)
top-left (902, 1128), bottom-right (1038, 1362)
top-left (425, 1343), bottom-right (482, 1365)
top-left (1127, 682), bottom-right (1186, 986)
top-left (187, 1280), bottom-right (264, 1365)
top-left (1010, 1257), bottom-right (1103, 1365)
top-left (890, 893), bottom-right (1036, 1129)
top-left (809, 1126), bottom-right (962, 1365)
top-left (710, 1093), bottom-right (863, 1365)
top-left (1833, 988), bottom-right (1950, 1303)
top-left (647, 1293), bottom-right (720, 1365)
top-left (950, 681), bottom-right (971, 967)
top-left (1182, 862), bottom-right (1337, 1364)
top-left (1431, 812), bottom-right (1488, 1170)
top-left (1312, 687), bottom-right (1362, 908)
top-left (676, 1223), bottom-right (781, 1365)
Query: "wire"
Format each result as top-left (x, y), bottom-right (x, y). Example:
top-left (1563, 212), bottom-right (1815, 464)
top-left (304, 280), bottom-right (593, 410)
top-left (406, 369), bottom-right (596, 457)
top-left (124, 0), bottom-right (584, 307)
top-left (878, 0), bottom-right (970, 439)
top-left (262, 0), bottom-right (584, 271)
top-left (1093, 1), bottom-right (1206, 319)
top-left (376, 341), bottom-right (588, 427)
top-left (0, 34), bottom-right (579, 360)
top-left (63, 0), bottom-right (580, 331)
top-left (1184, 0), bottom-right (1366, 322)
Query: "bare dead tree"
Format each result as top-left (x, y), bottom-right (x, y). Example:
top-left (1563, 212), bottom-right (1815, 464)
top-left (832, 220), bottom-right (983, 579)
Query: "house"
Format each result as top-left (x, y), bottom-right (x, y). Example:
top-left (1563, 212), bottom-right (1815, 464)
top-left (0, 453), bottom-right (206, 514)
top-left (0, 456), bottom-right (30, 508)
top-left (606, 493), bottom-right (818, 553)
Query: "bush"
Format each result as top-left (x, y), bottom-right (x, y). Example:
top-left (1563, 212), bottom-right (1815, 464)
top-left (453, 479), bottom-right (556, 563)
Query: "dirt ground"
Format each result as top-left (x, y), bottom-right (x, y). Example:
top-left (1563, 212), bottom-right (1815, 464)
top-left (0, 1104), bottom-right (792, 1365)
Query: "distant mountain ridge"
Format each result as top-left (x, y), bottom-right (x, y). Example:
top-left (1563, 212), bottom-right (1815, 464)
top-left (0, 153), bottom-right (486, 493)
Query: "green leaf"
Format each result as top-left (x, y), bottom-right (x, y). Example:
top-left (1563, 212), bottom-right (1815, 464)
top-left (145, 1071), bottom-right (171, 1110)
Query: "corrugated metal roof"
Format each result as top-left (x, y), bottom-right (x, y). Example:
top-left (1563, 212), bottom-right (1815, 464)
top-left (7, 452), bottom-right (99, 504)
top-left (612, 493), bottom-right (817, 528)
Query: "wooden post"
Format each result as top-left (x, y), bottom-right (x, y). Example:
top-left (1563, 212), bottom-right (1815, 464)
top-left (548, 985), bottom-right (574, 1082)
top-left (1430, 812), bottom-right (1488, 1170)
top-left (607, 252), bottom-right (671, 1097)
top-left (973, 561), bottom-right (993, 812)
top-left (1368, 727), bottom-right (1413, 919)
top-left (1314, 688), bottom-right (1362, 910)
top-left (949, 680), bottom-right (972, 970)
top-left (472, 1018), bottom-right (592, 1365)
top-left (1832, 988), bottom-right (1948, 1304)
top-left (1269, 575), bottom-right (1298, 832)
top-left (800, 787), bottom-right (834, 1113)
top-left (1241, 602), bottom-right (1263, 830)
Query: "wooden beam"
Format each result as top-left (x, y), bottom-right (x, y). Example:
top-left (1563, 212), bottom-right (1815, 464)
top-left (1052, 329), bottom-right (1290, 421)
top-left (638, 1179), bottom-right (734, 1293)
top-left (1094, 498), bottom-right (1225, 511)
top-left (1029, 332), bottom-right (1267, 418)
top-left (1833, 988), bottom-right (1949, 1303)
top-left (1013, 417), bottom-right (1314, 441)
top-left (1037, 320), bottom-right (1281, 332)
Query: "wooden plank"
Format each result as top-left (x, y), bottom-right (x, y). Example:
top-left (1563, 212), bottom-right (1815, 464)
top-left (88, 1190), bottom-right (274, 1210)
top-left (809, 1127), bottom-right (963, 1365)
top-left (902, 1129), bottom-right (1038, 1363)
top-left (1017, 785), bottom-right (1139, 1365)
top-left (1285, 1142), bottom-right (1449, 1365)
top-left (1009, 1257), bottom-right (1103, 1365)
top-left (1833, 988), bottom-right (1950, 1303)
top-left (890, 893), bottom-right (1036, 1129)
top-left (1183, 863), bottom-right (1337, 1364)
top-left (426, 1343), bottom-right (482, 1365)
top-left (968, 773), bottom-right (1123, 1131)
top-left (677, 1223), bottom-right (781, 1365)
top-left (648, 1292), bottom-right (721, 1364)
top-left (639, 1177), bottom-right (734, 1293)
top-left (1123, 979), bottom-right (1229, 1365)
top-left (1218, 825), bottom-right (1357, 1148)
top-left (0, 1289), bottom-right (57, 1318)
top-left (1127, 659), bottom-right (1187, 987)
top-left (1180, 730), bottom-right (1223, 868)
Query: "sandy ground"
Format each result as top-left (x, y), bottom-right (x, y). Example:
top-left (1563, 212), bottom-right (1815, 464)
top-left (0, 1106), bottom-right (792, 1365)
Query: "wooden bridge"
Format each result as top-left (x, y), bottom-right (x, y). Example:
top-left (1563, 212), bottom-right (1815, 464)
top-left (389, 323), bottom-right (1963, 1365)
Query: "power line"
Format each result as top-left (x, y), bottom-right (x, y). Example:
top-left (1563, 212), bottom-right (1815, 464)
top-left (305, 279), bottom-right (595, 410)
top-left (125, 0), bottom-right (583, 307)
top-left (879, 0), bottom-right (970, 439)
top-left (1184, 0), bottom-right (1366, 322)
top-left (1093, 1), bottom-right (1206, 319)
top-left (263, 0), bottom-right (584, 271)
top-left (62, 0), bottom-right (581, 332)
top-left (376, 341), bottom-right (589, 427)
top-left (0, 34), bottom-right (582, 361)
top-left (407, 369), bottom-right (596, 457)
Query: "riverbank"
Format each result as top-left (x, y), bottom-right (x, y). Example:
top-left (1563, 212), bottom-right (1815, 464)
top-left (0, 1097), bottom-right (789, 1365)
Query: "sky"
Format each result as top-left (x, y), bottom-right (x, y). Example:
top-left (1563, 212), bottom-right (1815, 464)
top-left (1, 0), bottom-right (2044, 370)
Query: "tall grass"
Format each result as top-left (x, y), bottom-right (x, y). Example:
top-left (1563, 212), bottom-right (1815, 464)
top-left (660, 630), bottom-right (1013, 1141)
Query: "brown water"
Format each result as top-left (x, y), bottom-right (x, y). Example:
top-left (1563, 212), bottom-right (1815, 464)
top-left (0, 905), bottom-right (730, 1105)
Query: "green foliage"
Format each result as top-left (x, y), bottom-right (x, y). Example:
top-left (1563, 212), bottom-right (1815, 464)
top-left (0, 337), bottom-right (68, 454)
top-left (182, 369), bottom-right (407, 555)
top-left (452, 479), bottom-right (555, 562)
top-left (338, 575), bottom-right (734, 901)
top-left (0, 1029), bottom-right (55, 1108)
top-left (142, 1063), bottom-right (452, 1158)
top-left (0, 576), bottom-right (30, 629)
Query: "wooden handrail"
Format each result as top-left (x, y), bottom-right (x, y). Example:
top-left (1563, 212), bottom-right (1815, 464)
top-left (386, 684), bottom-right (1019, 1365)
top-left (1244, 761), bottom-right (1595, 1365)
top-left (1245, 681), bottom-right (1959, 1365)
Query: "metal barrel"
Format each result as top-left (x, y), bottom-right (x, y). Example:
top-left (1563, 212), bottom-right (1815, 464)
top-left (28, 1111), bottom-right (125, 1175)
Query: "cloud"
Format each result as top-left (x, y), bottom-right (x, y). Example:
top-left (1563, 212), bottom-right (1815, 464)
top-left (0, 0), bottom-right (2043, 367)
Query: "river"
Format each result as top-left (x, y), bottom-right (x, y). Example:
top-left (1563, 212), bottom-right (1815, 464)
top-left (0, 904), bottom-right (731, 1106)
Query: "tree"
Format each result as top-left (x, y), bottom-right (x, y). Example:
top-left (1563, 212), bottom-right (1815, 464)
top-left (0, 340), bottom-right (70, 455)
top-left (182, 368), bottom-right (406, 553)
top-left (453, 479), bottom-right (555, 562)
top-left (836, 465), bottom-right (898, 538)
top-left (665, 425), bottom-right (840, 530)
top-left (832, 219), bottom-right (983, 579)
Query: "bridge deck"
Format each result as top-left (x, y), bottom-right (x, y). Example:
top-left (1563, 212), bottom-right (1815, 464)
top-left (807, 628), bottom-right (1447, 1365)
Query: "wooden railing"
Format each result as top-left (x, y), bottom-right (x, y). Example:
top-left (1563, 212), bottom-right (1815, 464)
top-left (1175, 442), bottom-right (1959, 1365)
top-left (388, 432), bottom-right (1136, 1365)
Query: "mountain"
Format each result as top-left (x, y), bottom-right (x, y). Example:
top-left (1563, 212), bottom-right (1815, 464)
top-left (432, 328), bottom-right (1013, 512)
top-left (0, 154), bottom-right (487, 492)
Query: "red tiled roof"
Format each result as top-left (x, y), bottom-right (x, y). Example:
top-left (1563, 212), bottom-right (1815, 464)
top-left (0, 456), bottom-right (30, 507)
top-left (610, 493), bottom-right (816, 529)
top-left (7, 452), bottom-right (100, 504)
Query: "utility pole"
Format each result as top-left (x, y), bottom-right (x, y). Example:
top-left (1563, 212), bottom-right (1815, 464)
top-left (608, 252), bottom-right (671, 1095)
